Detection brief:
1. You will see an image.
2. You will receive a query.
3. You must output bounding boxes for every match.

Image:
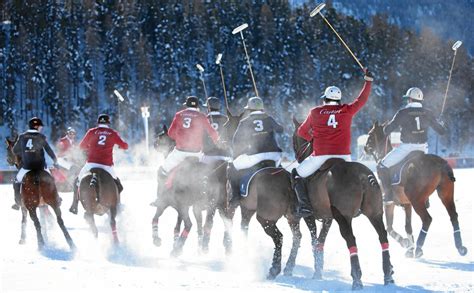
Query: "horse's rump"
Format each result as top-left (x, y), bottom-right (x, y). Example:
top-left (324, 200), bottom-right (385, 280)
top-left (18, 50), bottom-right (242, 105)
top-left (166, 159), bottom-right (208, 207)
top-left (21, 170), bottom-right (57, 208)
top-left (79, 168), bottom-right (117, 213)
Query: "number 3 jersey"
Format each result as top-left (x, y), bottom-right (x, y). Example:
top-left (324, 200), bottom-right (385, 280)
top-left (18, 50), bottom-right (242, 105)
top-left (79, 125), bottom-right (129, 166)
top-left (298, 81), bottom-right (371, 156)
top-left (383, 102), bottom-right (446, 144)
top-left (168, 108), bottom-right (219, 152)
top-left (13, 130), bottom-right (57, 170)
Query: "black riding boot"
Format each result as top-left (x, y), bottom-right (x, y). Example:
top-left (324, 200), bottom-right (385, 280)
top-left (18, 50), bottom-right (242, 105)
top-left (69, 178), bottom-right (79, 214)
top-left (150, 168), bottom-right (167, 207)
top-left (291, 169), bottom-right (312, 218)
top-left (11, 181), bottom-right (21, 210)
top-left (378, 166), bottom-right (394, 203)
top-left (228, 164), bottom-right (241, 208)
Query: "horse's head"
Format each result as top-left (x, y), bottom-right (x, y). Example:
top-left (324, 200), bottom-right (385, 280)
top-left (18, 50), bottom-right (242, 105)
top-left (154, 125), bottom-right (175, 157)
top-left (5, 137), bottom-right (21, 168)
top-left (292, 117), bottom-right (313, 163)
top-left (364, 121), bottom-right (389, 162)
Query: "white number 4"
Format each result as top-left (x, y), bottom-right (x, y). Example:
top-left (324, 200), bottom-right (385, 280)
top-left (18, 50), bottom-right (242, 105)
top-left (26, 139), bottom-right (33, 150)
top-left (327, 114), bottom-right (338, 128)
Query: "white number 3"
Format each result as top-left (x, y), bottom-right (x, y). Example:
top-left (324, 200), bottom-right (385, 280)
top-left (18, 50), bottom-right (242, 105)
top-left (327, 114), bottom-right (338, 128)
top-left (183, 117), bottom-right (192, 128)
top-left (253, 120), bottom-right (264, 131)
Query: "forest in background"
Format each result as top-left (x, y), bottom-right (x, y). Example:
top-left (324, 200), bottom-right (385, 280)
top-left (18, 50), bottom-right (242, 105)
top-left (1, 0), bottom-right (473, 157)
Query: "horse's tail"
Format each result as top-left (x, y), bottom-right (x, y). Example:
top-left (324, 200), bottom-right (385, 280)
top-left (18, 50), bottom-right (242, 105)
top-left (89, 172), bottom-right (101, 200)
top-left (442, 161), bottom-right (456, 182)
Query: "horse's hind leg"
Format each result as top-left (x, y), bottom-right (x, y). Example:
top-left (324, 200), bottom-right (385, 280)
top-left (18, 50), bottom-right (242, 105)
top-left (110, 206), bottom-right (119, 245)
top-left (240, 207), bottom-right (255, 237)
top-left (219, 208), bottom-right (233, 255)
top-left (410, 200), bottom-right (433, 258)
top-left (367, 213), bottom-right (394, 285)
top-left (192, 206), bottom-right (203, 251)
top-left (202, 206), bottom-right (217, 253)
top-left (257, 215), bottom-right (283, 280)
top-left (312, 218), bottom-right (332, 280)
top-left (19, 207), bottom-right (28, 244)
top-left (283, 218), bottom-right (302, 276)
top-left (331, 206), bottom-right (363, 290)
top-left (84, 212), bottom-right (98, 238)
top-left (437, 181), bottom-right (467, 256)
top-left (51, 204), bottom-right (75, 249)
top-left (171, 206), bottom-right (193, 257)
top-left (384, 203), bottom-right (406, 248)
top-left (403, 204), bottom-right (415, 257)
top-left (152, 205), bottom-right (166, 246)
top-left (173, 214), bottom-right (182, 242)
top-left (28, 208), bottom-right (45, 249)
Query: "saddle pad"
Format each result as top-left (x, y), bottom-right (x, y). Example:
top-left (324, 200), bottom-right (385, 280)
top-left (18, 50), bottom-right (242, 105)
top-left (240, 167), bottom-right (275, 197)
top-left (390, 151), bottom-right (424, 186)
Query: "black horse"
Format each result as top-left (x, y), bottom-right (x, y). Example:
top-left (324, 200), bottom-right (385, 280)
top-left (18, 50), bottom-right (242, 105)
top-left (293, 118), bottom-right (394, 290)
top-left (364, 121), bottom-right (467, 258)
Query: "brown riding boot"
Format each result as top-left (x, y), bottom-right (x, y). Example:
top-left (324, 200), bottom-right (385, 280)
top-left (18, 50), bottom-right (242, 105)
top-left (291, 169), bottom-right (312, 218)
top-left (11, 181), bottom-right (21, 210)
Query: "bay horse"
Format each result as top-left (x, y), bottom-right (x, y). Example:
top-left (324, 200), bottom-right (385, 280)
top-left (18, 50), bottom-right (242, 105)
top-left (221, 111), bottom-right (327, 281)
top-left (293, 118), bottom-right (394, 290)
top-left (79, 168), bottom-right (120, 243)
top-left (364, 121), bottom-right (467, 258)
top-left (5, 138), bottom-right (75, 250)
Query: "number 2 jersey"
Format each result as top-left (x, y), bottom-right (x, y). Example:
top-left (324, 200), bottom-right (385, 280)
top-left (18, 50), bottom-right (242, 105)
top-left (383, 102), bottom-right (446, 143)
top-left (168, 108), bottom-right (219, 152)
top-left (13, 130), bottom-right (57, 170)
top-left (298, 81), bottom-right (371, 156)
top-left (79, 125), bottom-right (129, 166)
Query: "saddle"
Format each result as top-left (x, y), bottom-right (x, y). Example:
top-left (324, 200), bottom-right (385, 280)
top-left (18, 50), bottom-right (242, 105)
top-left (389, 151), bottom-right (424, 185)
top-left (306, 158), bottom-right (346, 182)
top-left (239, 160), bottom-right (277, 197)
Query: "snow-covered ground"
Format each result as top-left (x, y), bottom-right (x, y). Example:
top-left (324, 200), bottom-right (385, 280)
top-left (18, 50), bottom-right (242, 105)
top-left (1, 167), bottom-right (473, 292)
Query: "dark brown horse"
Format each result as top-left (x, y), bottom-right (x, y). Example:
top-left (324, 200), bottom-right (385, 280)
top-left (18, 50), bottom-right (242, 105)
top-left (364, 121), bottom-right (467, 258)
top-left (79, 168), bottom-right (120, 243)
top-left (293, 118), bottom-right (394, 290)
top-left (221, 111), bottom-right (328, 281)
top-left (5, 138), bottom-right (75, 250)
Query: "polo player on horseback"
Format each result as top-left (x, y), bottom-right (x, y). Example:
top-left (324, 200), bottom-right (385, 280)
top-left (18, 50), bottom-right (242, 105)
top-left (69, 114), bottom-right (128, 214)
top-left (201, 97), bottom-right (231, 164)
top-left (12, 117), bottom-right (59, 209)
top-left (292, 69), bottom-right (374, 217)
top-left (377, 87), bottom-right (447, 204)
top-left (228, 96), bottom-right (284, 207)
top-left (150, 96), bottom-right (219, 207)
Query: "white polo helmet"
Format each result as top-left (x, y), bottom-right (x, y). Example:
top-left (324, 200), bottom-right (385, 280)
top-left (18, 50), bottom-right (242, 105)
top-left (403, 87), bottom-right (423, 101)
top-left (320, 86), bottom-right (342, 101)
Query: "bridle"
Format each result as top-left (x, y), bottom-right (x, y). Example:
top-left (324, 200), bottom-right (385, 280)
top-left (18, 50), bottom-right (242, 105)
top-left (366, 124), bottom-right (390, 164)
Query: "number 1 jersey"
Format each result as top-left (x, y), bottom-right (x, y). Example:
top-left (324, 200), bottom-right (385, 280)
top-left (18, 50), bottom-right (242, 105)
top-left (79, 125), bottom-right (128, 166)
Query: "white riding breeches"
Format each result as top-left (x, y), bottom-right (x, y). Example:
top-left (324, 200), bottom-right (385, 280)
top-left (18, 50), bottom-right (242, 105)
top-left (296, 154), bottom-right (352, 178)
top-left (380, 143), bottom-right (428, 168)
top-left (162, 148), bottom-right (203, 173)
top-left (233, 152), bottom-right (282, 171)
top-left (16, 168), bottom-right (51, 183)
top-left (78, 162), bottom-right (117, 181)
top-left (201, 155), bottom-right (232, 165)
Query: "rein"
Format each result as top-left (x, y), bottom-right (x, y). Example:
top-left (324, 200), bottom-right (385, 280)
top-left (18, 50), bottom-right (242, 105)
top-left (270, 140), bottom-right (311, 175)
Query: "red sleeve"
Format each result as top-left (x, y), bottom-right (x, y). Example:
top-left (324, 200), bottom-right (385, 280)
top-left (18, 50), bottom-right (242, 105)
top-left (347, 81), bottom-right (371, 114)
top-left (297, 111), bottom-right (313, 142)
top-left (202, 115), bottom-right (219, 143)
top-left (79, 130), bottom-right (92, 150)
top-left (114, 131), bottom-right (128, 150)
top-left (168, 113), bottom-right (180, 141)
top-left (57, 139), bottom-right (66, 153)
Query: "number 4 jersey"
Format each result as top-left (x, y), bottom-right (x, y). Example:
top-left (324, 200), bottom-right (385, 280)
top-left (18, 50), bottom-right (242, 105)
top-left (79, 125), bottom-right (128, 166)
top-left (298, 81), bottom-right (371, 156)
top-left (13, 129), bottom-right (57, 170)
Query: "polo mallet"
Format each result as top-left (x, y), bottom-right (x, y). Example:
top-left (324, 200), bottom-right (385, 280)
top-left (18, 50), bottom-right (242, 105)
top-left (310, 3), bottom-right (365, 71)
top-left (196, 63), bottom-right (208, 99)
top-left (216, 53), bottom-right (230, 111)
top-left (440, 40), bottom-right (462, 116)
top-left (232, 23), bottom-right (259, 97)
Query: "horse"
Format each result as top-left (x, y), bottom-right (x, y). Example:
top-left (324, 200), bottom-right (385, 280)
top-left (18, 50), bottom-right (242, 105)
top-left (292, 117), bottom-right (394, 290)
top-left (78, 168), bottom-right (120, 243)
top-left (364, 121), bottom-right (467, 258)
top-left (151, 125), bottom-right (213, 256)
top-left (5, 138), bottom-right (75, 250)
top-left (220, 111), bottom-right (324, 280)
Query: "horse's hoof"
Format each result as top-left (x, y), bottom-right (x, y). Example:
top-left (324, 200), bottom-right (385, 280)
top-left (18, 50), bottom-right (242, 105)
top-left (312, 271), bottom-right (323, 280)
top-left (458, 246), bottom-right (468, 256)
top-left (266, 267), bottom-right (281, 280)
top-left (384, 275), bottom-right (395, 285)
top-left (19, 239), bottom-right (26, 245)
top-left (401, 238), bottom-right (410, 248)
top-left (283, 267), bottom-right (293, 277)
top-left (69, 207), bottom-right (78, 215)
top-left (414, 248), bottom-right (423, 258)
top-left (170, 249), bottom-right (182, 257)
top-left (153, 237), bottom-right (162, 247)
top-left (405, 248), bottom-right (414, 258)
top-left (352, 280), bottom-right (363, 290)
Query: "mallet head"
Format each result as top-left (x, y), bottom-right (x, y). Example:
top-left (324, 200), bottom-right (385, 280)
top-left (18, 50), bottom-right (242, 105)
top-left (452, 41), bottom-right (462, 51)
top-left (196, 64), bottom-right (205, 72)
top-left (232, 23), bottom-right (249, 35)
top-left (310, 3), bottom-right (326, 17)
top-left (216, 53), bottom-right (223, 65)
